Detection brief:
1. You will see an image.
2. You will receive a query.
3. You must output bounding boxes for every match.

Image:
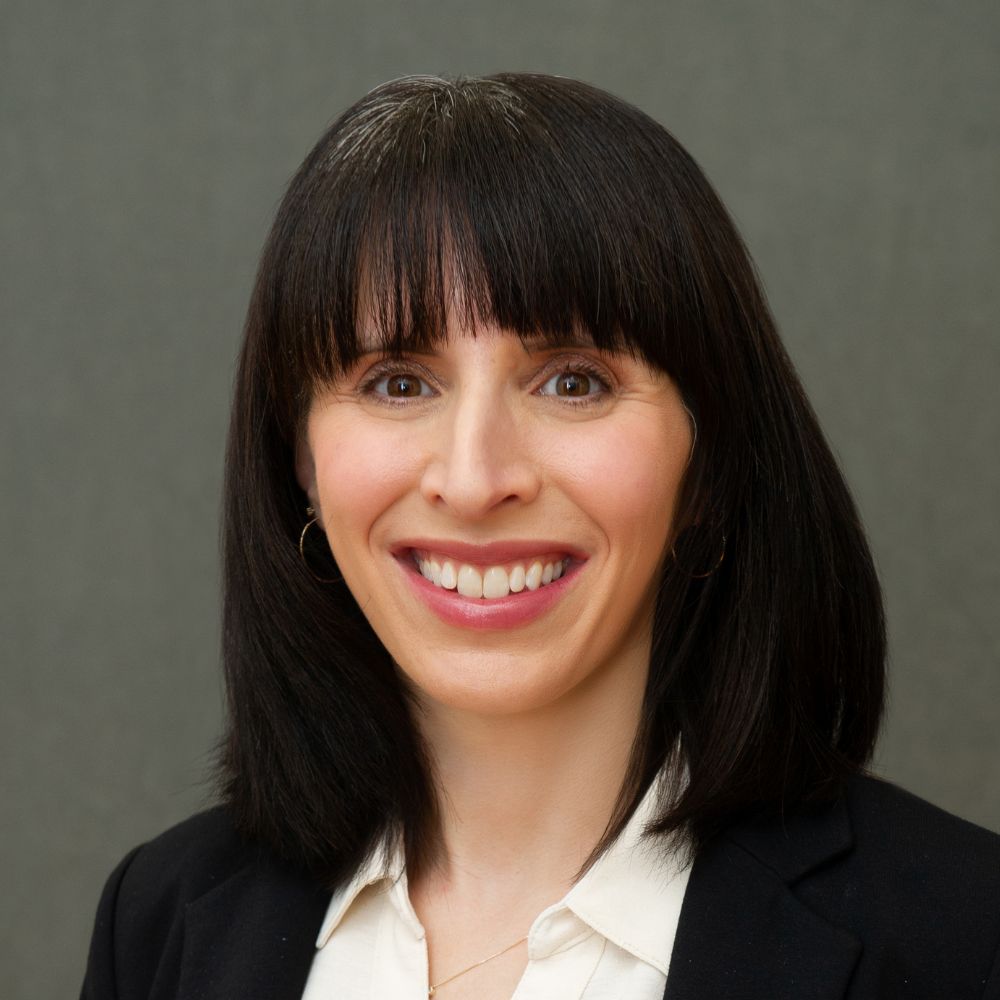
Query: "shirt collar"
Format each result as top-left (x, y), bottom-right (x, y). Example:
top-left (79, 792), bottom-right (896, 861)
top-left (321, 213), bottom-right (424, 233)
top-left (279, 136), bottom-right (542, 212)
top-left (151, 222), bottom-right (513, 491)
top-left (314, 837), bottom-right (405, 947)
top-left (559, 773), bottom-right (690, 976)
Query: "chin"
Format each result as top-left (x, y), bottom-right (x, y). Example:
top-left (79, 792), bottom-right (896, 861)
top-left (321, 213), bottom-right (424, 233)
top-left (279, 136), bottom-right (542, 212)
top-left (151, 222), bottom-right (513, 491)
top-left (394, 652), bottom-right (580, 718)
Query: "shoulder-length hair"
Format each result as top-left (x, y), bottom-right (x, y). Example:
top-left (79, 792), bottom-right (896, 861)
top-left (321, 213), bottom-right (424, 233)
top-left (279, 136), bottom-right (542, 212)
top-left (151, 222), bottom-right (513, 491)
top-left (217, 73), bottom-right (885, 887)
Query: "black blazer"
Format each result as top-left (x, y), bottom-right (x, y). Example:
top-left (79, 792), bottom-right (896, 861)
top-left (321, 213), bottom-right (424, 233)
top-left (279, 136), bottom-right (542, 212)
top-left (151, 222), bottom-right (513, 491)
top-left (81, 775), bottom-right (1000, 999)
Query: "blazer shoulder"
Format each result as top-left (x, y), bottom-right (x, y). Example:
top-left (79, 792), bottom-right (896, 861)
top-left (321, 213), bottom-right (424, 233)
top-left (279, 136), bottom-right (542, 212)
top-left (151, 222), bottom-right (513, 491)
top-left (641, 775), bottom-right (1000, 1000)
top-left (105, 806), bottom-right (258, 950)
top-left (846, 773), bottom-right (1000, 880)
top-left (119, 805), bottom-right (256, 906)
top-left (806, 774), bottom-right (1000, 997)
top-left (81, 806), bottom-right (279, 999)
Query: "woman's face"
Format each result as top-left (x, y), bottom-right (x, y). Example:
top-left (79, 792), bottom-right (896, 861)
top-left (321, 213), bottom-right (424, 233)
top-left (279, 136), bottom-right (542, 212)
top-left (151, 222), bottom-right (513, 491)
top-left (297, 321), bottom-right (694, 717)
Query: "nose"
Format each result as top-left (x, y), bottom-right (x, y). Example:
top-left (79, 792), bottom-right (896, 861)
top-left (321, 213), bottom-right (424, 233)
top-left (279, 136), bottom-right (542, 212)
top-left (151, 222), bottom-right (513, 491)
top-left (419, 388), bottom-right (542, 519)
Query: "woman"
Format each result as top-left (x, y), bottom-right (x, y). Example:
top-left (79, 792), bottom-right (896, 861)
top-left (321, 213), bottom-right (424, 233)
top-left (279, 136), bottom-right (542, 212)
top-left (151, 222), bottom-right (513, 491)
top-left (81, 74), bottom-right (1000, 999)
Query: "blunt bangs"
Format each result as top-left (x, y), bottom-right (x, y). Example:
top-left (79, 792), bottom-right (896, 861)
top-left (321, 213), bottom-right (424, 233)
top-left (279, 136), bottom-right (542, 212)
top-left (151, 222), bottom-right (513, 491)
top-left (261, 74), bottom-right (741, 434)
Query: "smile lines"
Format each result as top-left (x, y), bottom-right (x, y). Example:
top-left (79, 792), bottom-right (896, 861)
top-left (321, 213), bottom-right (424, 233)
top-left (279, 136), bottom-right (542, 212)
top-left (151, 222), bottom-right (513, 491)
top-left (413, 551), bottom-right (569, 599)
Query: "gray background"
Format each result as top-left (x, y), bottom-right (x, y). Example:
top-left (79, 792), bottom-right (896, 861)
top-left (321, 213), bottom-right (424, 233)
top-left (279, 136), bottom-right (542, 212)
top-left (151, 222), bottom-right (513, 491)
top-left (2, 1), bottom-right (998, 996)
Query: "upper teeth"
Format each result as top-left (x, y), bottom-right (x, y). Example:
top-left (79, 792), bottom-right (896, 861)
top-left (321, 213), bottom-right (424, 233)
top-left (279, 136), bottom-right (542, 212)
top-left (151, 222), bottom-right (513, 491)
top-left (415, 552), bottom-right (569, 599)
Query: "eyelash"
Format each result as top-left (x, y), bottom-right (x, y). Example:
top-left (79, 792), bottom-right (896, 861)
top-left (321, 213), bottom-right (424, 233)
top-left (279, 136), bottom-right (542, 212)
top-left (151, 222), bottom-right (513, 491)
top-left (355, 357), bottom-right (614, 408)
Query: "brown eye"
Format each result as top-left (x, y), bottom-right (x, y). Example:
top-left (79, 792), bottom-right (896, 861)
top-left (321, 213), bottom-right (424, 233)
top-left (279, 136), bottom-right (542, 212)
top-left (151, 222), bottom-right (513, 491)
top-left (385, 373), bottom-right (424, 397)
top-left (553, 372), bottom-right (590, 396)
top-left (362, 366), bottom-right (434, 403)
top-left (555, 372), bottom-right (591, 397)
top-left (537, 366), bottom-right (609, 404)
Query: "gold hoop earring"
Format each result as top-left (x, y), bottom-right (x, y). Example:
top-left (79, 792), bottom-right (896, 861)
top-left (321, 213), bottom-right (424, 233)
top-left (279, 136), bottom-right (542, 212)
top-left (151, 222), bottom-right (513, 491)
top-left (671, 531), bottom-right (726, 579)
top-left (299, 506), bottom-right (340, 584)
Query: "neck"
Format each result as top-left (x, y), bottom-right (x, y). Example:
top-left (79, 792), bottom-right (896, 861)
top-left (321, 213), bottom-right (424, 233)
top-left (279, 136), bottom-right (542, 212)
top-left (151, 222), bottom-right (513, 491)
top-left (414, 651), bottom-right (648, 901)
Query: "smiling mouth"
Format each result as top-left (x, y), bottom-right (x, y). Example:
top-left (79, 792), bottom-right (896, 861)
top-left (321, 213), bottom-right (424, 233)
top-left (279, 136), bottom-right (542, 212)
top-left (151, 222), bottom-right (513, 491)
top-left (408, 549), bottom-right (573, 600)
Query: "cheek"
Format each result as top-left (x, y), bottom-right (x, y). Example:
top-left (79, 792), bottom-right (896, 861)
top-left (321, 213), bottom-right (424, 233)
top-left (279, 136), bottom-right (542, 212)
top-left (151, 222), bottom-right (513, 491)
top-left (556, 419), bottom-right (690, 543)
top-left (311, 421), bottom-right (420, 531)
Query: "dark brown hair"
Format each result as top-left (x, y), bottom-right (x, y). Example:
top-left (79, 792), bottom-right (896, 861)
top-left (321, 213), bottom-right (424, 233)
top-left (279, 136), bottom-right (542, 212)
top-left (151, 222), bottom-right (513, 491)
top-left (217, 73), bottom-right (885, 887)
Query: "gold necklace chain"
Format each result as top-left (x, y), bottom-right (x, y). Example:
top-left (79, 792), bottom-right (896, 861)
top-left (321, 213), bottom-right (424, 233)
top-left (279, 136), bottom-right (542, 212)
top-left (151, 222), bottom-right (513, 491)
top-left (427, 934), bottom-right (528, 997)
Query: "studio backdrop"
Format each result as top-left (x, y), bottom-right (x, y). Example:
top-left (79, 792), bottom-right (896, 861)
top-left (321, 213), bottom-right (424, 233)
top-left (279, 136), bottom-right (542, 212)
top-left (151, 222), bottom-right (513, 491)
top-left (1, 2), bottom-right (997, 997)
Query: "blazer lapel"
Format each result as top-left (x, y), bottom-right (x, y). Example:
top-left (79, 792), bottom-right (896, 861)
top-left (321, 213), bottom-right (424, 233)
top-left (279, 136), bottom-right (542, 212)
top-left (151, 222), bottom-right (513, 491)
top-left (177, 850), bottom-right (330, 1000)
top-left (665, 795), bottom-right (862, 1000)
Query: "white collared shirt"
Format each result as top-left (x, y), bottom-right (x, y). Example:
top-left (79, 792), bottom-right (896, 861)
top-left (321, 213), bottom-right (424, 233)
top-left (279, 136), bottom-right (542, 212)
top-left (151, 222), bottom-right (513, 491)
top-left (301, 779), bottom-right (691, 999)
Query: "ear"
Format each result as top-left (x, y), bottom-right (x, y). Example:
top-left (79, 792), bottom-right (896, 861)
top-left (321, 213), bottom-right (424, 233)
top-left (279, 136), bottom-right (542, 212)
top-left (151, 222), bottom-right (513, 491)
top-left (679, 401), bottom-right (701, 528)
top-left (681, 401), bottom-right (698, 470)
top-left (295, 432), bottom-right (319, 512)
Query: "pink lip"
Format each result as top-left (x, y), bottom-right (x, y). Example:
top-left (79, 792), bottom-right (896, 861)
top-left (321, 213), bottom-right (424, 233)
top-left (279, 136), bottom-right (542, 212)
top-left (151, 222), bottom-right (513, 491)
top-left (393, 549), bottom-right (585, 631)
top-left (391, 537), bottom-right (588, 565)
